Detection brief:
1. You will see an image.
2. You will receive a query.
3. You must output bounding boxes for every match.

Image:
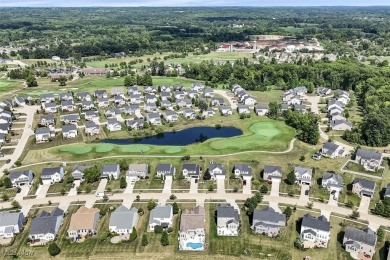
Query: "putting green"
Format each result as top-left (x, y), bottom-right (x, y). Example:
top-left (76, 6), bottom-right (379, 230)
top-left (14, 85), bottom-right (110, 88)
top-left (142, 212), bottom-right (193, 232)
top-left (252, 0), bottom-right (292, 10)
top-left (95, 143), bottom-right (115, 153)
top-left (119, 145), bottom-right (151, 153)
top-left (164, 147), bottom-right (182, 154)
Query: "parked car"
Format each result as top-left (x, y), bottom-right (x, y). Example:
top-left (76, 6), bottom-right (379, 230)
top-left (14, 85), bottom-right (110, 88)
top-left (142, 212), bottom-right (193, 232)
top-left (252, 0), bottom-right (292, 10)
top-left (5, 159), bottom-right (11, 164)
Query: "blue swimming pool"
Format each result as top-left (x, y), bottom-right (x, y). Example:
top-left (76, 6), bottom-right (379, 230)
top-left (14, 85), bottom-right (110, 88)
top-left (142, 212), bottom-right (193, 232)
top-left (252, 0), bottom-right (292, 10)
top-left (186, 242), bottom-right (204, 249)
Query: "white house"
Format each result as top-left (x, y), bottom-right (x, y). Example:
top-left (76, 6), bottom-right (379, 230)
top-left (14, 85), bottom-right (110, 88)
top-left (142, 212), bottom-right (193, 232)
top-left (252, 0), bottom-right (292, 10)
top-left (148, 205), bottom-right (173, 231)
top-left (9, 170), bottom-right (33, 187)
top-left (126, 164), bottom-right (148, 183)
top-left (35, 127), bottom-right (55, 142)
top-left (62, 124), bottom-right (78, 139)
top-left (179, 206), bottom-right (206, 251)
top-left (321, 142), bottom-right (347, 158)
top-left (85, 122), bottom-right (100, 136)
top-left (101, 164), bottom-right (120, 180)
top-left (109, 206), bottom-right (138, 235)
top-left (0, 211), bottom-right (25, 238)
top-left (217, 204), bottom-right (240, 236)
top-left (29, 208), bottom-right (64, 242)
top-left (146, 113), bottom-right (161, 126)
top-left (182, 163), bottom-right (200, 180)
top-left (219, 105), bottom-right (232, 116)
top-left (255, 104), bottom-right (269, 116)
top-left (163, 111), bottom-right (179, 122)
top-left (43, 102), bottom-right (57, 113)
top-left (355, 149), bottom-right (383, 172)
top-left (300, 214), bottom-right (330, 248)
top-left (209, 163), bottom-right (226, 180)
top-left (41, 167), bottom-right (64, 184)
top-left (106, 119), bottom-right (122, 132)
top-left (321, 172), bottom-right (343, 192)
top-left (294, 166), bottom-right (312, 185)
top-left (156, 164), bottom-right (176, 179)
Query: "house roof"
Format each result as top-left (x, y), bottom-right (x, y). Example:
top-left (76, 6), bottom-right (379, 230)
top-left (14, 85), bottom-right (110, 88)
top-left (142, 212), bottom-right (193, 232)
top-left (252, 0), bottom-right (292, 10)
top-left (9, 170), bottom-right (32, 181)
top-left (234, 164), bottom-right (252, 176)
top-left (209, 163), bottom-right (225, 175)
top-left (35, 127), bottom-right (51, 135)
top-left (322, 142), bottom-right (339, 156)
top-left (41, 115), bottom-right (54, 121)
top-left (61, 101), bottom-right (74, 106)
top-left (180, 206), bottom-right (205, 232)
top-left (85, 122), bottom-right (99, 129)
top-left (322, 172), bottom-right (343, 187)
top-left (107, 118), bottom-right (120, 125)
top-left (29, 207), bottom-right (64, 235)
top-left (0, 211), bottom-right (23, 227)
top-left (156, 164), bottom-right (175, 175)
top-left (353, 178), bottom-right (376, 190)
top-left (344, 227), bottom-right (377, 247)
top-left (301, 214), bottom-right (330, 232)
top-left (255, 104), bottom-right (269, 110)
top-left (62, 124), bottom-right (77, 133)
top-left (253, 207), bottom-right (286, 225)
top-left (72, 165), bottom-right (91, 173)
top-left (62, 114), bottom-right (78, 121)
top-left (102, 164), bottom-right (119, 173)
top-left (147, 113), bottom-right (160, 119)
top-left (68, 206), bottom-right (100, 231)
top-left (149, 205), bottom-right (172, 225)
top-left (182, 163), bottom-right (200, 174)
top-left (264, 165), bottom-right (282, 175)
top-left (109, 205), bottom-right (138, 230)
top-left (385, 184), bottom-right (390, 197)
top-left (44, 102), bottom-right (57, 108)
top-left (356, 149), bottom-right (382, 161)
top-left (217, 204), bottom-right (239, 221)
top-left (41, 167), bottom-right (62, 177)
top-left (294, 166), bottom-right (312, 177)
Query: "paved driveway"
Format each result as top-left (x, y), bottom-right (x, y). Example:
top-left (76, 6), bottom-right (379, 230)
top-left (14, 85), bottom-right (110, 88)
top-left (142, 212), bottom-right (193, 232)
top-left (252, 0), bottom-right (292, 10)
top-left (358, 196), bottom-right (371, 214)
top-left (189, 178), bottom-right (198, 194)
top-left (68, 180), bottom-right (81, 196)
top-left (299, 185), bottom-right (310, 202)
top-left (96, 179), bottom-right (108, 193)
top-left (216, 179), bottom-right (225, 194)
top-left (124, 182), bottom-right (135, 194)
top-left (328, 190), bottom-right (339, 206)
top-left (270, 179), bottom-right (281, 196)
top-left (214, 90), bottom-right (237, 109)
top-left (162, 177), bottom-right (172, 194)
top-left (36, 184), bottom-right (50, 199)
top-left (14, 185), bottom-right (30, 201)
top-left (242, 178), bottom-right (252, 194)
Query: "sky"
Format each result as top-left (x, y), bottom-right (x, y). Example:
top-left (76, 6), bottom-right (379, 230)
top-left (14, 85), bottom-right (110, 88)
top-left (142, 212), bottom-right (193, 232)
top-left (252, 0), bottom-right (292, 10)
top-left (1, 0), bottom-right (389, 7)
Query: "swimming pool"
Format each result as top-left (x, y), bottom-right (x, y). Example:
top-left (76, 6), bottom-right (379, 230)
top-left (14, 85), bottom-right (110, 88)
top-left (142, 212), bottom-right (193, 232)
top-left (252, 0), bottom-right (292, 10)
top-left (186, 242), bottom-right (204, 249)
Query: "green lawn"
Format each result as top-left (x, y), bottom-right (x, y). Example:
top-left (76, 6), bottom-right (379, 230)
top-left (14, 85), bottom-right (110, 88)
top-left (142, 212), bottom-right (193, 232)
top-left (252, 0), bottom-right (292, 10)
top-left (248, 90), bottom-right (284, 104)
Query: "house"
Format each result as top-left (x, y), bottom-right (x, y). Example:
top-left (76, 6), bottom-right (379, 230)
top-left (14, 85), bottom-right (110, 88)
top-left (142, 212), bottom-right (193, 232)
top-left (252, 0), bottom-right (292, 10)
top-left (59, 93), bottom-right (73, 101)
top-left (97, 98), bottom-right (110, 108)
top-left (82, 68), bottom-right (110, 76)
top-left (125, 119), bottom-right (144, 130)
top-left (211, 98), bottom-right (224, 106)
top-left (217, 204), bottom-right (240, 236)
top-left (352, 178), bottom-right (376, 198)
top-left (9, 170), bottom-right (33, 187)
top-left (123, 105), bottom-right (140, 115)
top-left (76, 92), bottom-right (92, 101)
top-left (0, 211), bottom-right (24, 238)
top-left (40, 94), bottom-right (56, 103)
top-left (355, 149), bottom-right (383, 172)
top-left (252, 207), bottom-right (286, 237)
top-left (191, 82), bottom-right (205, 92)
top-left (144, 94), bottom-right (157, 104)
top-left (85, 111), bottom-right (99, 121)
top-left (219, 105), bottom-right (232, 116)
top-left (162, 111), bottom-right (178, 123)
top-left (330, 120), bottom-right (352, 131)
top-left (233, 164), bottom-right (252, 180)
top-left (104, 108), bottom-right (121, 119)
top-left (294, 104), bottom-right (307, 113)
top-left (61, 114), bottom-right (79, 125)
top-left (237, 105), bottom-right (250, 114)
top-left (94, 90), bottom-right (108, 99)
top-left (146, 113), bottom-right (161, 125)
top-left (61, 101), bottom-right (76, 112)
top-left (322, 172), bottom-right (343, 192)
top-left (85, 122), bottom-right (100, 136)
top-left (81, 101), bottom-right (95, 111)
top-left (160, 85), bottom-right (172, 92)
top-left (328, 99), bottom-right (345, 110)
top-left (242, 96), bottom-right (256, 105)
top-left (209, 163), bottom-right (226, 180)
top-left (183, 108), bottom-right (196, 119)
top-left (317, 87), bottom-right (331, 96)
top-left (35, 127), bottom-right (55, 142)
top-left (109, 205), bottom-right (139, 235)
top-left (71, 165), bottom-right (91, 180)
top-left (144, 86), bottom-right (157, 94)
top-left (182, 163), bottom-right (200, 180)
top-left (300, 214), bottom-right (330, 248)
top-left (41, 167), bottom-right (64, 184)
top-left (293, 86), bottom-right (308, 96)
top-left (188, 90), bottom-right (199, 99)
top-left (127, 86), bottom-right (140, 95)
top-left (343, 227), bottom-right (377, 260)
top-left (29, 208), bottom-right (64, 242)
top-left (294, 166), bottom-right (312, 185)
top-left (0, 123), bottom-right (10, 134)
top-left (174, 85), bottom-right (185, 92)
top-left (281, 103), bottom-right (289, 112)
top-left (13, 96), bottom-right (27, 106)
top-left (126, 164), bottom-right (148, 183)
top-left (106, 119), bottom-right (121, 132)
top-left (43, 102), bottom-right (57, 113)
top-left (62, 124), bottom-right (78, 139)
top-left (156, 164), bottom-right (176, 179)
top-left (68, 206), bottom-right (100, 239)
top-left (160, 100), bottom-right (173, 110)
top-left (39, 115), bottom-right (55, 126)
top-left (160, 91), bottom-right (171, 101)
top-left (101, 164), bottom-right (120, 180)
top-left (129, 94), bottom-right (142, 104)
top-left (203, 88), bottom-right (214, 98)
top-left (331, 113), bottom-right (346, 121)
top-left (179, 206), bottom-right (206, 251)
top-left (321, 142), bottom-right (347, 158)
top-left (176, 99), bottom-right (192, 108)
top-left (144, 103), bottom-right (158, 113)
top-left (287, 96), bottom-right (301, 105)
top-left (148, 205), bottom-right (173, 231)
top-left (111, 87), bottom-right (125, 97)
top-left (255, 104), bottom-right (269, 116)
top-left (384, 184), bottom-right (390, 198)
top-left (202, 107), bottom-right (215, 118)
top-left (263, 165), bottom-right (283, 182)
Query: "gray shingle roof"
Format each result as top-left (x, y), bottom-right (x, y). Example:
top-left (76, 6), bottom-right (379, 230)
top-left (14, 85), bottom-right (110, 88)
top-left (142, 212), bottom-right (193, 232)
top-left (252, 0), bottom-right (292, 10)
top-left (29, 207), bottom-right (63, 236)
top-left (209, 163), bottom-right (225, 175)
top-left (109, 205), bottom-right (138, 230)
top-left (344, 227), bottom-right (377, 247)
top-left (41, 167), bottom-right (62, 177)
top-left (264, 165), bottom-right (282, 175)
top-left (356, 149), bottom-right (382, 161)
top-left (253, 207), bottom-right (286, 225)
top-left (149, 205), bottom-right (172, 225)
top-left (322, 172), bottom-right (343, 187)
top-left (234, 164), bottom-right (252, 176)
top-left (102, 164), bottom-right (119, 173)
top-left (217, 204), bottom-right (239, 221)
top-left (353, 178), bottom-right (376, 190)
top-left (295, 166), bottom-right (312, 177)
top-left (35, 127), bottom-right (51, 135)
top-left (301, 214), bottom-right (330, 232)
top-left (156, 164), bottom-right (175, 176)
top-left (62, 124), bottom-right (77, 132)
top-left (385, 184), bottom-right (390, 197)
top-left (182, 163), bottom-right (200, 175)
top-left (9, 170), bottom-right (32, 181)
top-left (0, 211), bottom-right (23, 227)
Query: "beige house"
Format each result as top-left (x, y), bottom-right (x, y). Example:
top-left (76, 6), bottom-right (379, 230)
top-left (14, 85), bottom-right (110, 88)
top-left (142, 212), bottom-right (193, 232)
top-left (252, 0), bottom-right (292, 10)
top-left (68, 206), bottom-right (100, 240)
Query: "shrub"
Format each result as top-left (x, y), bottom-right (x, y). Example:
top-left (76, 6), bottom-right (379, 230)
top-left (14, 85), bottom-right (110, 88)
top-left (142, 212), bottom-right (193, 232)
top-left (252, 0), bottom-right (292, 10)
top-left (172, 202), bottom-right (179, 214)
top-left (141, 234), bottom-right (148, 246)
top-left (2, 194), bottom-right (9, 201)
top-left (3, 177), bottom-right (12, 189)
top-left (147, 200), bottom-right (157, 210)
top-left (169, 194), bottom-right (176, 200)
top-left (203, 170), bottom-right (211, 180)
top-left (11, 200), bottom-right (20, 208)
top-left (283, 206), bottom-right (292, 218)
top-left (48, 242), bottom-right (61, 256)
top-left (129, 227), bottom-right (137, 242)
top-left (154, 225), bottom-right (163, 233)
top-left (167, 227), bottom-right (173, 233)
top-left (260, 185), bottom-right (268, 194)
top-left (14, 161), bottom-right (22, 167)
top-left (161, 231), bottom-right (169, 246)
top-left (120, 177), bottom-right (127, 189)
top-left (208, 185), bottom-right (214, 192)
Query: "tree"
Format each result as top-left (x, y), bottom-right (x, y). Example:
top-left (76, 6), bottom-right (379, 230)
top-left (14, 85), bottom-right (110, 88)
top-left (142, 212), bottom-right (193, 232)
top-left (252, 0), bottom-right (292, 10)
top-left (120, 176), bottom-right (127, 189)
top-left (3, 177), bottom-right (12, 188)
top-left (203, 169), bottom-right (211, 180)
top-left (299, 155), bottom-right (305, 161)
top-left (169, 194), bottom-right (176, 200)
top-left (26, 75), bottom-right (38, 87)
top-left (260, 185), bottom-right (268, 194)
top-left (172, 202), bottom-right (179, 214)
top-left (59, 77), bottom-right (67, 86)
top-left (119, 159), bottom-right (128, 171)
top-left (208, 185), bottom-right (214, 192)
top-left (129, 227), bottom-right (138, 242)
top-left (2, 194), bottom-right (9, 201)
top-left (84, 166), bottom-right (100, 183)
top-left (161, 231), bottom-right (169, 246)
top-left (154, 225), bottom-right (163, 233)
top-left (268, 102), bottom-right (280, 119)
top-left (141, 234), bottom-right (148, 246)
top-left (124, 75), bottom-right (136, 86)
top-left (286, 171), bottom-right (296, 185)
top-left (346, 200), bottom-right (354, 208)
top-left (48, 242), bottom-right (61, 256)
top-left (306, 202), bottom-right (313, 209)
top-left (11, 200), bottom-right (20, 208)
top-left (283, 206), bottom-right (292, 218)
top-left (351, 210), bottom-right (360, 219)
top-left (147, 200), bottom-right (157, 210)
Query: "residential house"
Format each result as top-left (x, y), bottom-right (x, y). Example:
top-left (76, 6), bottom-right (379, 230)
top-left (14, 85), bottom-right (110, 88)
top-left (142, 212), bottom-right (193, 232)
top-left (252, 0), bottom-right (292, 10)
top-left (76, 92), bottom-right (92, 101)
top-left (39, 115), bottom-right (55, 126)
top-left (176, 99), bottom-right (192, 108)
top-left (188, 90), bottom-right (199, 99)
top-left (183, 108), bottom-right (196, 119)
top-left (160, 85), bottom-right (172, 92)
top-left (13, 96), bottom-right (26, 106)
top-left (328, 99), bottom-right (345, 110)
top-left (217, 204), bottom-right (240, 236)
top-left (104, 108), bottom-right (121, 119)
top-left (62, 124), bottom-right (78, 139)
top-left (82, 68), bottom-right (110, 76)
top-left (71, 165), bottom-right (91, 180)
top-left (106, 119), bottom-right (121, 132)
top-left (294, 166), bottom-right (312, 185)
top-left (97, 98), bottom-right (110, 108)
top-left (42, 102), bottom-right (57, 113)
top-left (146, 113), bottom-right (161, 125)
top-left (127, 86), bottom-right (140, 95)
top-left (300, 214), bottom-right (330, 248)
top-left (109, 205), bottom-right (139, 235)
top-left (202, 107), bottom-right (215, 118)
top-left (209, 163), bottom-right (226, 180)
top-left (61, 114), bottom-right (79, 125)
top-left (163, 111), bottom-right (179, 122)
top-left (35, 127), bottom-right (55, 142)
top-left (343, 227), bottom-right (377, 260)
top-left (352, 178), bottom-right (376, 198)
top-left (85, 122), bottom-right (100, 136)
top-left (263, 165), bottom-right (283, 182)
top-left (294, 104), bottom-right (307, 113)
top-left (156, 164), bottom-right (176, 179)
top-left (81, 101), bottom-right (95, 111)
top-left (126, 164), bottom-right (148, 183)
top-left (203, 88), bottom-right (214, 98)
top-left (211, 98), bottom-right (224, 106)
top-left (179, 206), bottom-right (206, 251)
top-left (101, 164), bottom-right (120, 180)
top-left (281, 103), bottom-right (289, 112)
top-left (29, 208), bottom-right (64, 242)
top-left (9, 170), bottom-right (33, 187)
top-left (355, 149), bottom-right (383, 172)
top-left (123, 105), bottom-right (140, 115)
top-left (182, 163), bottom-right (200, 180)
top-left (330, 120), bottom-right (352, 131)
top-left (255, 104), bottom-right (269, 116)
top-left (331, 113), bottom-right (346, 121)
top-left (321, 142), bottom-right (347, 158)
top-left (125, 119), bottom-right (144, 130)
top-left (144, 86), bottom-right (157, 94)
top-left (237, 105), bottom-right (250, 114)
top-left (293, 86), bottom-right (308, 96)
top-left (40, 94), bottom-right (55, 103)
top-left (68, 206), bottom-right (100, 239)
top-left (0, 211), bottom-right (24, 238)
top-left (111, 87), bottom-right (125, 97)
top-left (129, 94), bottom-right (142, 104)
top-left (384, 184), bottom-right (390, 198)
top-left (191, 82), bottom-right (205, 92)
top-left (233, 164), bottom-right (253, 181)
top-left (252, 207), bottom-right (286, 237)
top-left (322, 172), bottom-right (343, 192)
top-left (219, 105), bottom-right (233, 116)
top-left (148, 205), bottom-right (173, 230)
top-left (287, 96), bottom-right (301, 105)
top-left (0, 123), bottom-right (9, 134)
top-left (144, 103), bottom-right (158, 113)
top-left (84, 111), bottom-right (99, 121)
top-left (317, 87), bottom-right (331, 96)
top-left (242, 96), bottom-right (256, 105)
top-left (144, 94), bottom-right (157, 104)
top-left (94, 90), bottom-right (108, 99)
top-left (61, 101), bottom-right (76, 112)
top-left (160, 91), bottom-right (171, 101)
top-left (59, 93), bottom-right (73, 101)
top-left (41, 167), bottom-right (64, 184)
top-left (174, 85), bottom-right (185, 92)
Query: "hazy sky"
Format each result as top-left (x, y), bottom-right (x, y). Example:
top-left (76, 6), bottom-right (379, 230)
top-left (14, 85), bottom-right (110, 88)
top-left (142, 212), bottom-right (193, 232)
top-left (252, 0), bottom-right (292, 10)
top-left (1, 0), bottom-right (389, 7)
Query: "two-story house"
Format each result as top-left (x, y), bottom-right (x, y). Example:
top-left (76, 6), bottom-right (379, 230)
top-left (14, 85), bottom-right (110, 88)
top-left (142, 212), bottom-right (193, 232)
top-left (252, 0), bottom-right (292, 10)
top-left (343, 227), bottom-right (377, 260)
top-left (9, 170), bottom-right (33, 187)
top-left (126, 164), bottom-right (148, 183)
top-left (148, 205), bottom-right (173, 231)
top-left (252, 207), bottom-right (286, 237)
top-left (41, 167), bottom-right (64, 184)
top-left (321, 142), bottom-right (347, 158)
top-left (29, 208), bottom-right (64, 243)
top-left (182, 163), bottom-right (200, 180)
top-left (109, 205), bottom-right (138, 235)
top-left (216, 204), bottom-right (240, 236)
top-left (355, 149), bottom-right (383, 172)
top-left (352, 178), bottom-right (376, 198)
top-left (294, 166), bottom-right (312, 185)
top-left (321, 172), bottom-right (343, 192)
top-left (209, 163), bottom-right (226, 180)
top-left (179, 206), bottom-right (206, 251)
top-left (0, 211), bottom-right (24, 238)
top-left (156, 164), bottom-right (176, 180)
top-left (68, 206), bottom-right (100, 240)
top-left (101, 164), bottom-right (120, 180)
top-left (300, 214), bottom-right (330, 248)
top-left (263, 165), bottom-right (283, 182)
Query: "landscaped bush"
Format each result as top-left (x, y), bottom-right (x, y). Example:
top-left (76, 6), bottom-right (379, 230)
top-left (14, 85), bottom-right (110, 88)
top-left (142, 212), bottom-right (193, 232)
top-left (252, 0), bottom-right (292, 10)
top-left (154, 225), bottom-right (163, 233)
top-left (129, 227), bottom-right (137, 242)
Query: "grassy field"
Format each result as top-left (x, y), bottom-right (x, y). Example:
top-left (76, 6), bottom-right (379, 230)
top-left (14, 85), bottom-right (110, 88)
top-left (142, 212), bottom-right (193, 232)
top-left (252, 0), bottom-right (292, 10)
top-left (248, 89), bottom-right (284, 104)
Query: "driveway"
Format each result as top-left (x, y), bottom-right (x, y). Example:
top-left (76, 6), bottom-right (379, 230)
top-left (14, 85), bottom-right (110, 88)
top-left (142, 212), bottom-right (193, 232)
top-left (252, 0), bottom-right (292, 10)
top-left (299, 185), bottom-right (310, 202)
top-left (96, 179), bottom-right (108, 194)
top-left (358, 196), bottom-right (371, 214)
top-left (242, 179), bottom-right (252, 194)
top-left (268, 201), bottom-right (281, 213)
top-left (216, 179), bottom-right (225, 194)
top-left (214, 90), bottom-right (237, 109)
top-left (162, 177), bottom-right (172, 194)
top-left (189, 178), bottom-right (198, 194)
top-left (36, 184), bottom-right (50, 199)
top-left (270, 178), bottom-right (281, 197)
top-left (68, 180), bottom-right (81, 196)
top-left (124, 182), bottom-right (135, 194)
top-left (328, 190), bottom-right (339, 206)
top-left (14, 185), bottom-right (30, 201)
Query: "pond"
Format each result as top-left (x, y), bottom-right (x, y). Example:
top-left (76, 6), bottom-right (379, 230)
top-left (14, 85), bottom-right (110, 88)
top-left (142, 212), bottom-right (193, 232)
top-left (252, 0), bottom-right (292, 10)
top-left (101, 126), bottom-right (243, 146)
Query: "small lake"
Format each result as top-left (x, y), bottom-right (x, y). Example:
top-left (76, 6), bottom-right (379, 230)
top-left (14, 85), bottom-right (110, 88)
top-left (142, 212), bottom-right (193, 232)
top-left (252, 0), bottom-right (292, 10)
top-left (101, 126), bottom-right (243, 146)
